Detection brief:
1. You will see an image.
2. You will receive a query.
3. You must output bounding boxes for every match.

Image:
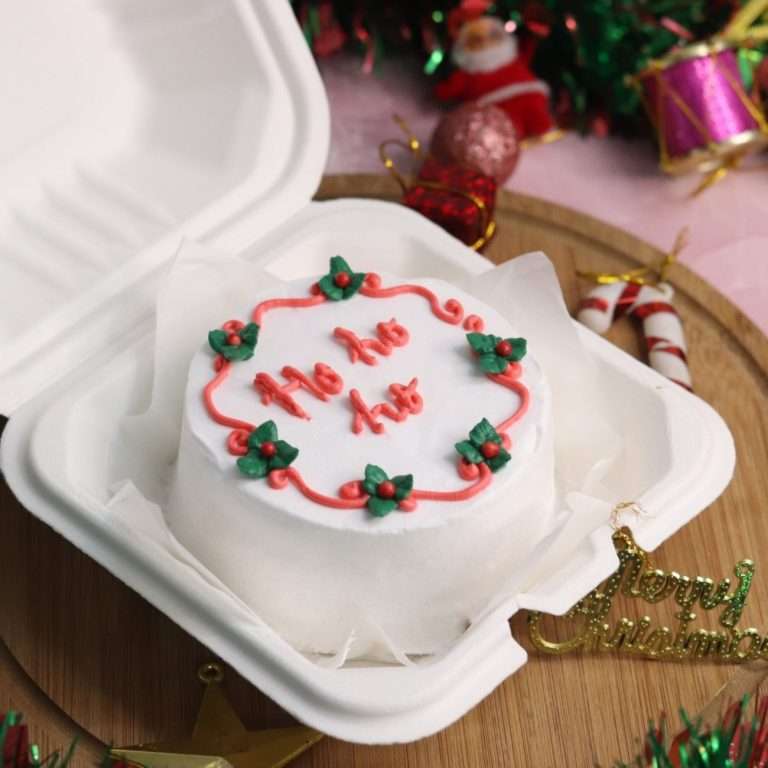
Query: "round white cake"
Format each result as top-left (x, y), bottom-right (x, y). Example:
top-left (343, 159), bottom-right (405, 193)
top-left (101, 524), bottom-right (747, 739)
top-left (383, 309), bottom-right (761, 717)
top-left (167, 258), bottom-right (555, 658)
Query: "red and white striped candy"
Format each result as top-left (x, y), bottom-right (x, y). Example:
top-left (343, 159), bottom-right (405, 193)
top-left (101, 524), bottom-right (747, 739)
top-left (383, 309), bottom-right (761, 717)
top-left (577, 280), bottom-right (692, 391)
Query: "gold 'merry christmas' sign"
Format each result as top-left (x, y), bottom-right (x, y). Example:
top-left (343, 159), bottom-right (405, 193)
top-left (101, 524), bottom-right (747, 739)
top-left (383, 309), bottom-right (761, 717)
top-left (527, 529), bottom-right (761, 662)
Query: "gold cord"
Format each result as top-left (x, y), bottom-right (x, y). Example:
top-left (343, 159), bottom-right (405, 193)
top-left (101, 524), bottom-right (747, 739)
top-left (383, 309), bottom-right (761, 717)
top-left (576, 227), bottom-right (689, 287)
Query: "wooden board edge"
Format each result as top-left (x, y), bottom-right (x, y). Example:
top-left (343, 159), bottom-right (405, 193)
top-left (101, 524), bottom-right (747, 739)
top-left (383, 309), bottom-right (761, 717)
top-left (315, 173), bottom-right (768, 379)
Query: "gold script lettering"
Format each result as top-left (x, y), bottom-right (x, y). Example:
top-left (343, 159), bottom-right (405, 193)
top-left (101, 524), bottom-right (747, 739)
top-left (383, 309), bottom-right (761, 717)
top-left (527, 529), bottom-right (758, 662)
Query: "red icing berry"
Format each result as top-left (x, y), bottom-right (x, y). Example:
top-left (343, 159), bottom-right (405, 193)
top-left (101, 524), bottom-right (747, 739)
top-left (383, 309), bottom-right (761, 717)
top-left (227, 333), bottom-right (242, 346)
top-left (481, 440), bottom-right (500, 459)
top-left (495, 340), bottom-right (513, 357)
top-left (334, 271), bottom-right (351, 288)
top-left (260, 441), bottom-right (277, 458)
top-left (377, 480), bottom-right (396, 499)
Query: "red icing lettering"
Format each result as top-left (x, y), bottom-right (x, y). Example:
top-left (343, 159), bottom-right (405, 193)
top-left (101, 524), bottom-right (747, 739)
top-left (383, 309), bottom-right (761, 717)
top-left (333, 317), bottom-right (410, 366)
top-left (254, 363), bottom-right (343, 420)
top-left (333, 327), bottom-right (383, 366)
top-left (376, 318), bottom-right (410, 347)
top-left (349, 388), bottom-right (384, 434)
top-left (315, 363), bottom-right (344, 395)
top-left (281, 366), bottom-right (329, 401)
top-left (254, 373), bottom-right (311, 420)
top-left (350, 377), bottom-right (422, 434)
top-left (313, 362), bottom-right (344, 395)
top-left (388, 378), bottom-right (422, 414)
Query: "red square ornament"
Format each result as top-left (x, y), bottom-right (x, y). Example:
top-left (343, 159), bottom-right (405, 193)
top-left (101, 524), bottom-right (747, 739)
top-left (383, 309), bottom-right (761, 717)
top-left (402, 156), bottom-right (496, 249)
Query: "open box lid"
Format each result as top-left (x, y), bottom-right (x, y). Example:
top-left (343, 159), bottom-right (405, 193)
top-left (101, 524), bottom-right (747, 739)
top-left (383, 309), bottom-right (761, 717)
top-left (0, 0), bottom-right (329, 415)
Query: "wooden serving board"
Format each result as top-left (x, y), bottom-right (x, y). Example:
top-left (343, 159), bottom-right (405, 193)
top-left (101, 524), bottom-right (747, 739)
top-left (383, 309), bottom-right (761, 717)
top-left (2, 174), bottom-right (767, 767)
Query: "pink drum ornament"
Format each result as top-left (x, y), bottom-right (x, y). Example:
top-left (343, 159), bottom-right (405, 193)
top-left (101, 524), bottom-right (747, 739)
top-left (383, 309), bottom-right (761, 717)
top-left (635, 41), bottom-right (768, 174)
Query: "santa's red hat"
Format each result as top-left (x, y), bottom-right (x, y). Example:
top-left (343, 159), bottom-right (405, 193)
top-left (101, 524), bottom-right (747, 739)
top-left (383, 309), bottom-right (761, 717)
top-left (447, 0), bottom-right (492, 39)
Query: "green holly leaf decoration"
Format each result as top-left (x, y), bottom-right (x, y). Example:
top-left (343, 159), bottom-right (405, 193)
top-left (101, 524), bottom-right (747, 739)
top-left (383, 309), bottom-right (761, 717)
top-left (469, 418), bottom-right (500, 446)
top-left (392, 474), bottom-right (414, 501)
top-left (369, 496), bottom-right (398, 517)
top-left (237, 453), bottom-right (269, 478)
top-left (506, 337), bottom-right (527, 361)
top-left (486, 450), bottom-right (512, 472)
top-left (251, 420), bottom-right (278, 446)
top-left (330, 255), bottom-right (353, 275)
top-left (466, 332), bottom-right (527, 374)
top-left (237, 421), bottom-right (299, 479)
top-left (455, 418), bottom-right (511, 473)
top-left (209, 322), bottom-right (259, 361)
top-left (466, 332), bottom-right (496, 354)
top-left (478, 353), bottom-right (511, 374)
top-left (317, 255), bottom-right (366, 301)
top-left (363, 463), bottom-right (388, 496)
top-left (454, 440), bottom-right (483, 464)
top-left (271, 439), bottom-right (299, 469)
top-left (318, 273), bottom-right (343, 301)
top-left (363, 464), bottom-right (413, 516)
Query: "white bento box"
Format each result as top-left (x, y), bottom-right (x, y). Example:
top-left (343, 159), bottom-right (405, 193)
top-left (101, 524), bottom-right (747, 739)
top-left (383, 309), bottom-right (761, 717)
top-left (0, 0), bottom-right (734, 744)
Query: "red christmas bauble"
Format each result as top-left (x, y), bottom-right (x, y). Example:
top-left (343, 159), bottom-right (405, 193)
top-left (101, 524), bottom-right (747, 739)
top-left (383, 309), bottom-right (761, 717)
top-left (430, 102), bottom-right (520, 184)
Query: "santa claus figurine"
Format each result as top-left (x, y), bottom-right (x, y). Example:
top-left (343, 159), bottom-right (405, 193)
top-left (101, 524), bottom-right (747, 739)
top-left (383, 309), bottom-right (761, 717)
top-left (435, 15), bottom-right (554, 140)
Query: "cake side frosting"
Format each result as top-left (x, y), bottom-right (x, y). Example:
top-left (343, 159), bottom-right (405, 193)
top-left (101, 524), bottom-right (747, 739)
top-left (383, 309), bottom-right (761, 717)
top-left (167, 260), bottom-right (556, 657)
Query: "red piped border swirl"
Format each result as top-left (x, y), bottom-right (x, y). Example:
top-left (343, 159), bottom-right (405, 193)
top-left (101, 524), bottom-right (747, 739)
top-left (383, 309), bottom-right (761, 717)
top-left (204, 362), bottom-right (255, 433)
top-left (262, 461), bottom-right (494, 513)
top-left (252, 293), bottom-right (326, 325)
top-left (202, 273), bottom-right (531, 513)
top-left (463, 314), bottom-right (485, 332)
top-left (489, 363), bottom-right (530, 433)
top-left (267, 468), bottom-right (367, 509)
top-left (360, 273), bottom-right (464, 325)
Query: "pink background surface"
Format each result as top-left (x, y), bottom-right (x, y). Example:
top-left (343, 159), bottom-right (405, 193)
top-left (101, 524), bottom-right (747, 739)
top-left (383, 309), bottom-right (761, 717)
top-left (320, 57), bottom-right (768, 335)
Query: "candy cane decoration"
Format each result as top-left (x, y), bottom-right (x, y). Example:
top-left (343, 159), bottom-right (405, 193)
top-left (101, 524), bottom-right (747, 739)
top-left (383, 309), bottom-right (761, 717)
top-left (577, 280), bottom-right (692, 391)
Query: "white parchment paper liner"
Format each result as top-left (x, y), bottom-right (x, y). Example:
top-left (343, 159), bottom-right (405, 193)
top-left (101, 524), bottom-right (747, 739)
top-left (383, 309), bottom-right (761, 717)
top-left (108, 241), bottom-right (623, 666)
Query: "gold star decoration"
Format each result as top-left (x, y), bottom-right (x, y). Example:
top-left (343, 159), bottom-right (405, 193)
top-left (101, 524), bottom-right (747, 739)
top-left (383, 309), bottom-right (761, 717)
top-left (110, 662), bottom-right (323, 768)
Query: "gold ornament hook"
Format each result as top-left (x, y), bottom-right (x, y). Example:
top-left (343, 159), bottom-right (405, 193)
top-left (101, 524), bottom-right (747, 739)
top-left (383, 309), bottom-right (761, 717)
top-left (197, 661), bottom-right (224, 685)
top-left (609, 500), bottom-right (649, 531)
top-left (378, 113), bottom-right (422, 192)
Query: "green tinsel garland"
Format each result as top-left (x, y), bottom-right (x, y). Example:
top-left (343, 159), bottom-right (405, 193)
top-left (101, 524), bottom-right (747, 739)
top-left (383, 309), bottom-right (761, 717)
top-left (292, 0), bottom-right (761, 136)
top-left (615, 695), bottom-right (768, 767)
top-left (4, 697), bottom-right (768, 766)
top-left (0, 712), bottom-right (126, 768)
top-left (0, 711), bottom-right (77, 768)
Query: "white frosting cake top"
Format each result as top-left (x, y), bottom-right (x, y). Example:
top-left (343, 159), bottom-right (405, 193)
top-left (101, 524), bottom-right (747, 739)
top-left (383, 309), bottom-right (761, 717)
top-left (184, 259), bottom-right (547, 531)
